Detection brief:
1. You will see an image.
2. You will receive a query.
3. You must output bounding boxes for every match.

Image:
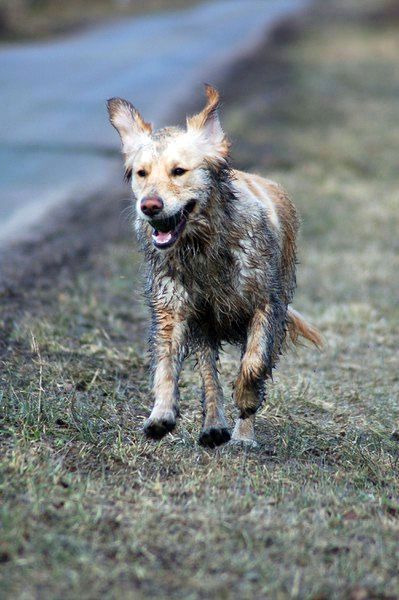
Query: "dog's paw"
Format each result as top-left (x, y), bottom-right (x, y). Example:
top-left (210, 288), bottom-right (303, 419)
top-left (143, 413), bottom-right (176, 440)
top-left (230, 437), bottom-right (259, 450)
top-left (199, 426), bottom-right (231, 448)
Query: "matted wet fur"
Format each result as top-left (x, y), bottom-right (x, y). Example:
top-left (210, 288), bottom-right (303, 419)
top-left (107, 85), bottom-right (322, 447)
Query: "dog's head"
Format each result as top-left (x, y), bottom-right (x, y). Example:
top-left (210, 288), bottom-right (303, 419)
top-left (107, 85), bottom-right (229, 250)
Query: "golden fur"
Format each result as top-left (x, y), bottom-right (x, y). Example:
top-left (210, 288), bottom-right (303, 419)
top-left (107, 85), bottom-right (321, 447)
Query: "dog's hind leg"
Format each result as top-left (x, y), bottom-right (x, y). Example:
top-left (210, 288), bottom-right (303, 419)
top-left (143, 306), bottom-right (187, 440)
top-left (197, 346), bottom-right (231, 448)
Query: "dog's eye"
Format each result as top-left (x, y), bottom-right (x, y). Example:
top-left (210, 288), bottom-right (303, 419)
top-left (137, 169), bottom-right (147, 178)
top-left (171, 167), bottom-right (187, 177)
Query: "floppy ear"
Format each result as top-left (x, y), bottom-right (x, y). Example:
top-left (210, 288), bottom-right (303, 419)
top-left (186, 84), bottom-right (229, 159)
top-left (107, 97), bottom-right (152, 155)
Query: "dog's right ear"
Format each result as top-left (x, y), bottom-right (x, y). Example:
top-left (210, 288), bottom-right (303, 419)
top-left (107, 98), bottom-right (152, 155)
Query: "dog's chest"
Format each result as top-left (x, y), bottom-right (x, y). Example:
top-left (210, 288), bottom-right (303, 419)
top-left (155, 239), bottom-right (269, 322)
top-left (184, 252), bottom-right (239, 301)
top-left (168, 250), bottom-right (264, 340)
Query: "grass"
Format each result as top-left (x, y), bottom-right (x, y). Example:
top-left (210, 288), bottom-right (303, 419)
top-left (1, 1), bottom-right (399, 598)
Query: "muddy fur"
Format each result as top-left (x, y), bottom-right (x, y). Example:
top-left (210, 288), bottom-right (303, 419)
top-left (107, 84), bottom-right (321, 446)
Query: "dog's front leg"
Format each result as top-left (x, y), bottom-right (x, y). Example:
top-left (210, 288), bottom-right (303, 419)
top-left (233, 300), bottom-right (286, 445)
top-left (197, 346), bottom-right (231, 448)
top-left (143, 306), bottom-right (187, 440)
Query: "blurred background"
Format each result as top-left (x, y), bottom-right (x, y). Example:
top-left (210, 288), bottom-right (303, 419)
top-left (0, 0), bottom-right (305, 245)
top-left (0, 0), bottom-right (200, 39)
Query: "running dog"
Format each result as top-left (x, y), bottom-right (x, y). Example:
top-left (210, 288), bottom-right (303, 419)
top-left (107, 85), bottom-right (321, 447)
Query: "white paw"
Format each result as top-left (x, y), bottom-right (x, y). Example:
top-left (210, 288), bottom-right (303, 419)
top-left (230, 437), bottom-right (259, 449)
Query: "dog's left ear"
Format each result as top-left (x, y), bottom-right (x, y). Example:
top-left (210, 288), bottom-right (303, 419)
top-left (186, 84), bottom-right (229, 159)
top-left (107, 97), bottom-right (152, 155)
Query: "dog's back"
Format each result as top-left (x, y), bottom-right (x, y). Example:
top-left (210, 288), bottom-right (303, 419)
top-left (232, 169), bottom-right (299, 305)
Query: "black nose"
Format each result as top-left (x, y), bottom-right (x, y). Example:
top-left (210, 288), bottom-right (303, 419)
top-left (140, 195), bottom-right (164, 217)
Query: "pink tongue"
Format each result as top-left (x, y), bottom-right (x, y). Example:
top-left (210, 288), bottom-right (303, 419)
top-left (156, 231), bottom-right (172, 244)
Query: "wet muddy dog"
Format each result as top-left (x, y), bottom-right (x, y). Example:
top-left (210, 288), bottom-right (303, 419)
top-left (107, 85), bottom-right (321, 447)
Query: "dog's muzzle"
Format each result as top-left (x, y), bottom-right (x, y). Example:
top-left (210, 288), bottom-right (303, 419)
top-left (150, 200), bottom-right (196, 249)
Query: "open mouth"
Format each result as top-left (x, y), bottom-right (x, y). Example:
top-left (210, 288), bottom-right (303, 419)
top-left (150, 200), bottom-right (196, 249)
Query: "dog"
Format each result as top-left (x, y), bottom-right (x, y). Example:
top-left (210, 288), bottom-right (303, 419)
top-left (107, 84), bottom-right (322, 447)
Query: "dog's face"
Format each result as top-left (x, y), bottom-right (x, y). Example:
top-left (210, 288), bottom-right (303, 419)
top-left (108, 85), bottom-right (229, 250)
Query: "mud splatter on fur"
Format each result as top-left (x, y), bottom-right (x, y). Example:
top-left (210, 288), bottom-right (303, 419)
top-left (108, 85), bottom-right (321, 446)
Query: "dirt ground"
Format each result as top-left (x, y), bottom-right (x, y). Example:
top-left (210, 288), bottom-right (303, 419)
top-left (1, 1), bottom-right (399, 598)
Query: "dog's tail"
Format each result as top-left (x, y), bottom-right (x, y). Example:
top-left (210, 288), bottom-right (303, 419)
top-left (287, 307), bottom-right (323, 349)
